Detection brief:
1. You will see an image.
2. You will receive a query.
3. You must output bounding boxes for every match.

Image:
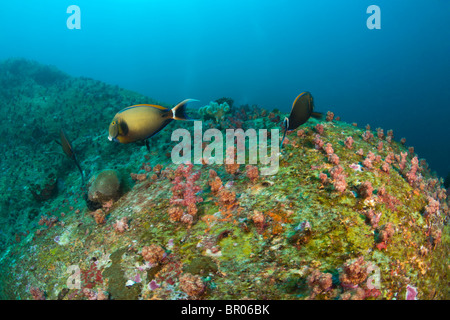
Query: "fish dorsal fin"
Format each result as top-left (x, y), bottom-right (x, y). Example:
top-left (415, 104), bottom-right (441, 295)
top-left (119, 104), bottom-right (169, 113)
top-left (137, 104), bottom-right (169, 110)
top-left (292, 92), bottom-right (308, 109)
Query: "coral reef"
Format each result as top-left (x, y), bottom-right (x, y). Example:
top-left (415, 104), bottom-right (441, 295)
top-left (168, 164), bottom-right (203, 226)
top-left (29, 173), bottom-right (58, 202)
top-left (199, 101), bottom-right (230, 123)
top-left (0, 59), bottom-right (449, 300)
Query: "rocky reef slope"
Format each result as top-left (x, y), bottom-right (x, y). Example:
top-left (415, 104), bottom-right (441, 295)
top-left (0, 59), bottom-right (448, 300)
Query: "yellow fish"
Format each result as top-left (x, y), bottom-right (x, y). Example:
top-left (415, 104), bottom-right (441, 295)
top-left (108, 99), bottom-right (197, 147)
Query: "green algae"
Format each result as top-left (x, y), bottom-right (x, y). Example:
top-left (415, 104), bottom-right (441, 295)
top-left (102, 247), bottom-right (143, 300)
top-left (219, 229), bottom-right (254, 262)
top-left (183, 256), bottom-right (218, 275)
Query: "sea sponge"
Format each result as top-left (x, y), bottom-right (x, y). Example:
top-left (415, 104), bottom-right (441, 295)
top-left (141, 244), bottom-right (165, 264)
top-left (199, 101), bottom-right (230, 123)
top-left (88, 169), bottom-right (122, 205)
top-left (179, 273), bottom-right (205, 297)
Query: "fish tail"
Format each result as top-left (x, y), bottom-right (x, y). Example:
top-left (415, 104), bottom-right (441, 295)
top-left (171, 99), bottom-right (199, 120)
top-left (280, 129), bottom-right (287, 149)
top-left (311, 112), bottom-right (323, 119)
top-left (74, 157), bottom-right (85, 185)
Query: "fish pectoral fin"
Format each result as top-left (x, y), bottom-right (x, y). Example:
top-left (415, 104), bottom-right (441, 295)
top-left (144, 119), bottom-right (172, 140)
top-left (311, 112), bottom-right (323, 119)
top-left (119, 119), bottom-right (129, 135)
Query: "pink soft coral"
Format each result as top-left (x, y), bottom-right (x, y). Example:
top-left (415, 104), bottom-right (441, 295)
top-left (330, 165), bottom-right (347, 193)
top-left (113, 217), bottom-right (129, 233)
top-left (170, 164), bottom-right (203, 208)
top-left (169, 164), bottom-right (203, 225)
top-left (245, 165), bottom-right (259, 183)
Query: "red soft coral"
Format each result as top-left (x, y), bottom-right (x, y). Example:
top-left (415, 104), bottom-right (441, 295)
top-left (169, 164), bottom-right (203, 225)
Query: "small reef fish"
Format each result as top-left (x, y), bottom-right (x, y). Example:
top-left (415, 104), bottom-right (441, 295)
top-left (281, 92), bottom-right (322, 147)
top-left (108, 99), bottom-right (198, 150)
top-left (58, 128), bottom-right (84, 185)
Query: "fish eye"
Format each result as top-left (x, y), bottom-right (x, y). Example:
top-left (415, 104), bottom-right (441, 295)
top-left (112, 121), bottom-right (116, 125)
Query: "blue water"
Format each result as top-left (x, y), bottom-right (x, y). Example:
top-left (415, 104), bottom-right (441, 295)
top-left (0, 0), bottom-right (449, 177)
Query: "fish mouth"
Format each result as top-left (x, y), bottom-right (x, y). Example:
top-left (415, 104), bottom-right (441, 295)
top-left (108, 135), bottom-right (119, 142)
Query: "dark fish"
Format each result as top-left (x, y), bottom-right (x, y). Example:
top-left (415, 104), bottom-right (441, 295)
top-left (444, 173), bottom-right (450, 189)
top-left (108, 99), bottom-right (197, 150)
top-left (59, 128), bottom-right (84, 185)
top-left (281, 92), bottom-right (322, 147)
